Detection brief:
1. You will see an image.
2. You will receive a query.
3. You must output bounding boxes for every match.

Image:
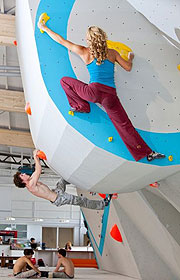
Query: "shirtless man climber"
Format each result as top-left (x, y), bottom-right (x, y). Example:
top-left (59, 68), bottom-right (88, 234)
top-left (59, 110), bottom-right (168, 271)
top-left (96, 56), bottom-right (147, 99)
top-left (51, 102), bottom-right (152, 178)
top-left (13, 150), bottom-right (111, 210)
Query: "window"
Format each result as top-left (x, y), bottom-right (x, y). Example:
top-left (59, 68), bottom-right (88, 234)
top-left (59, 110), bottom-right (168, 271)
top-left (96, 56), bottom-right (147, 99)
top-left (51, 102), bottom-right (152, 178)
top-left (0, 224), bottom-right (27, 238)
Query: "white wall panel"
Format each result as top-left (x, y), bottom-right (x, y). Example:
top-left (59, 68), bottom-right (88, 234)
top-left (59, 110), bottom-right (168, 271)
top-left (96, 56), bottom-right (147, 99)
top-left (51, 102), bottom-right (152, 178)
top-left (35, 201), bottom-right (71, 212)
top-left (126, 0), bottom-right (180, 43)
top-left (72, 210), bottom-right (80, 220)
top-left (12, 188), bottom-right (41, 201)
top-left (0, 187), bottom-right (11, 211)
top-left (12, 209), bottom-right (33, 218)
top-left (35, 210), bottom-right (70, 219)
top-left (27, 224), bottom-right (42, 243)
top-left (11, 201), bottom-right (33, 210)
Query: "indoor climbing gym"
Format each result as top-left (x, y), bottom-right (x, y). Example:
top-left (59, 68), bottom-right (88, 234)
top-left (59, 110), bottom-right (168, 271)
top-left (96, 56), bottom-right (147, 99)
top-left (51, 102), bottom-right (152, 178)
top-left (0, 0), bottom-right (180, 279)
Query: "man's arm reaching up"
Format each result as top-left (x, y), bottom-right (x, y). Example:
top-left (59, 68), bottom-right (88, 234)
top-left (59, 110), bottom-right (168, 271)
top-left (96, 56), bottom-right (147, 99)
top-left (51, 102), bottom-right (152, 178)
top-left (27, 150), bottom-right (42, 192)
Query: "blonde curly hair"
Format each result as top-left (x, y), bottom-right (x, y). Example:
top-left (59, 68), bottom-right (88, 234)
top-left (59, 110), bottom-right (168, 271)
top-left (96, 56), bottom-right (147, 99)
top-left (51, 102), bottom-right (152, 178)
top-left (86, 26), bottom-right (108, 65)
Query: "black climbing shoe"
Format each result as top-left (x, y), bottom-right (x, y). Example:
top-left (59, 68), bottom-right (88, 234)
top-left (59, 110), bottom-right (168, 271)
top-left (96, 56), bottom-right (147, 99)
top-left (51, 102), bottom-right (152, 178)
top-left (104, 194), bottom-right (113, 206)
top-left (147, 151), bottom-right (165, 162)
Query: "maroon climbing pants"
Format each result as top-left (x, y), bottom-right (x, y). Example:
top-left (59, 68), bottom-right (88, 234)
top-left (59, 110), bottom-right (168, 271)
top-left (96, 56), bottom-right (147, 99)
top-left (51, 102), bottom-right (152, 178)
top-left (60, 77), bottom-right (152, 161)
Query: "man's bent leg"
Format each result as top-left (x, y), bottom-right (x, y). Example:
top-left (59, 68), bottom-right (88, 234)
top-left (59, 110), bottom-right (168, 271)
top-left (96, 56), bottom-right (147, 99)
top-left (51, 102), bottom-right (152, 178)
top-left (51, 192), bottom-right (74, 207)
top-left (51, 271), bottom-right (74, 278)
top-left (53, 177), bottom-right (70, 193)
top-left (14, 270), bottom-right (38, 278)
top-left (71, 195), bottom-right (105, 210)
top-left (51, 192), bottom-right (105, 210)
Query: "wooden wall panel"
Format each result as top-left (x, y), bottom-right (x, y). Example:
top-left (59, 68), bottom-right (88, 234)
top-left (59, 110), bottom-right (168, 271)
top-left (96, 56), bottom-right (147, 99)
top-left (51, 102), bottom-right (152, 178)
top-left (58, 228), bottom-right (73, 248)
top-left (42, 227), bottom-right (57, 248)
top-left (0, 14), bottom-right (16, 46)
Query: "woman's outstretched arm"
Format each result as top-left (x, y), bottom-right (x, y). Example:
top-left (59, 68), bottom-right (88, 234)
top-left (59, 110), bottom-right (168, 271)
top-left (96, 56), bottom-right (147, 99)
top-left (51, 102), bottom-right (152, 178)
top-left (38, 20), bottom-right (86, 57)
top-left (115, 50), bottom-right (134, 72)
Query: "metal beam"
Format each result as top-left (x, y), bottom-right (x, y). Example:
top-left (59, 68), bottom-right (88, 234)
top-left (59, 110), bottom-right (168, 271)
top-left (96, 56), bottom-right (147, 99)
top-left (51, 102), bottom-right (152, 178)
top-left (0, 71), bottom-right (20, 76)
top-left (0, 152), bottom-right (48, 168)
top-left (0, 89), bottom-right (25, 112)
top-left (5, 6), bottom-right (15, 15)
top-left (0, 65), bottom-right (20, 70)
top-left (0, 128), bottom-right (34, 149)
top-left (0, 72), bottom-right (20, 76)
top-left (0, 14), bottom-right (15, 46)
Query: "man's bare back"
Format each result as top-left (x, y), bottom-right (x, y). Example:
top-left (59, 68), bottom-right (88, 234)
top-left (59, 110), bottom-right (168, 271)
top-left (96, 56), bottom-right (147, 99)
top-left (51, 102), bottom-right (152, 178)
top-left (56, 256), bottom-right (74, 277)
top-left (54, 249), bottom-right (74, 278)
top-left (13, 257), bottom-right (27, 274)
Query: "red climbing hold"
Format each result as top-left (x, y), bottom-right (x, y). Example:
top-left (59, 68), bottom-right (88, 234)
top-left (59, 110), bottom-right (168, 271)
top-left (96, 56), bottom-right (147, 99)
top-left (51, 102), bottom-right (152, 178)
top-left (110, 224), bottom-right (123, 242)
top-left (112, 193), bottom-right (118, 199)
top-left (98, 193), bottom-right (106, 199)
top-left (13, 40), bottom-right (17, 46)
top-left (149, 182), bottom-right (159, 188)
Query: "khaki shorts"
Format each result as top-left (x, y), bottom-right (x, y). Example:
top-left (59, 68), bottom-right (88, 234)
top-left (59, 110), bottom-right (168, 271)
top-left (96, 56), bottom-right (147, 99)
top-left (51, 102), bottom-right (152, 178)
top-left (14, 270), bottom-right (38, 278)
top-left (51, 271), bottom-right (74, 278)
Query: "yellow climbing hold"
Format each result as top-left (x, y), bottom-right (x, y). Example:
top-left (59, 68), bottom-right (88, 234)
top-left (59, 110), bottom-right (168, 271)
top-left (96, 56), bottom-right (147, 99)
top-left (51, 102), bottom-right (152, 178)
top-left (39, 13), bottom-right (50, 33)
top-left (108, 137), bottom-right (113, 142)
top-left (177, 64), bottom-right (180, 71)
top-left (107, 40), bottom-right (132, 61)
top-left (68, 110), bottom-right (74, 116)
top-left (168, 155), bottom-right (173, 161)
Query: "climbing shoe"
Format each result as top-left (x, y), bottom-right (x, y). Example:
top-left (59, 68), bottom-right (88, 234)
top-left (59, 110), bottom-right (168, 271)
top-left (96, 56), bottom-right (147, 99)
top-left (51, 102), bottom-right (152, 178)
top-left (70, 107), bottom-right (90, 113)
top-left (147, 151), bottom-right (165, 161)
top-left (104, 194), bottom-right (113, 206)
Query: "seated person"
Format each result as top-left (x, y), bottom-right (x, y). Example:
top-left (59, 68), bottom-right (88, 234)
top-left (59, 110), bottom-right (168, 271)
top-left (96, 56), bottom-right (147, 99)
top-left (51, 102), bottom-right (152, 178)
top-left (6, 238), bottom-right (11, 245)
top-left (65, 241), bottom-right (72, 251)
top-left (87, 240), bottom-right (91, 247)
top-left (30, 237), bottom-right (37, 250)
top-left (49, 248), bottom-right (74, 279)
top-left (13, 249), bottom-right (41, 278)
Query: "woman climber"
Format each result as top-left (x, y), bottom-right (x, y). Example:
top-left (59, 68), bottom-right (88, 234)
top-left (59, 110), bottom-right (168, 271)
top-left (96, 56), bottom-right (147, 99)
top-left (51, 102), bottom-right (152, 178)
top-left (38, 21), bottom-right (165, 162)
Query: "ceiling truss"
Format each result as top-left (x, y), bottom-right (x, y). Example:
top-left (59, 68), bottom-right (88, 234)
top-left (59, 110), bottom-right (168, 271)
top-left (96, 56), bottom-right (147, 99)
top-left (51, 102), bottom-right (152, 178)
top-left (0, 152), bottom-right (48, 168)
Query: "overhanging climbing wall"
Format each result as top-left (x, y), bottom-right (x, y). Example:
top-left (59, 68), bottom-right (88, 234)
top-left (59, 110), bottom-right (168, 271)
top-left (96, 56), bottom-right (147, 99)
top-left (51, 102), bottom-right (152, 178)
top-left (16, 0), bottom-right (180, 278)
top-left (126, 0), bottom-right (180, 44)
top-left (16, 0), bottom-right (180, 194)
top-left (68, 0), bottom-right (180, 133)
top-left (78, 188), bottom-right (180, 280)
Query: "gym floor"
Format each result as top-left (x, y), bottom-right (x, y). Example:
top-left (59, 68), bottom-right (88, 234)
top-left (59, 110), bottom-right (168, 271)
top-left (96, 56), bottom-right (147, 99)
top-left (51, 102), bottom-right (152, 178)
top-left (0, 267), bottom-right (137, 279)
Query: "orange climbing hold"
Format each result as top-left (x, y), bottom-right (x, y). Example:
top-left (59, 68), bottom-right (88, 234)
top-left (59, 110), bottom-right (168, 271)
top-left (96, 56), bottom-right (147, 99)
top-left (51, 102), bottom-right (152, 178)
top-left (13, 40), bottom-right (17, 46)
top-left (110, 224), bottom-right (123, 242)
top-left (149, 182), bottom-right (159, 188)
top-left (98, 193), bottom-right (106, 199)
top-left (25, 102), bottom-right (32, 115)
top-left (37, 150), bottom-right (47, 160)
